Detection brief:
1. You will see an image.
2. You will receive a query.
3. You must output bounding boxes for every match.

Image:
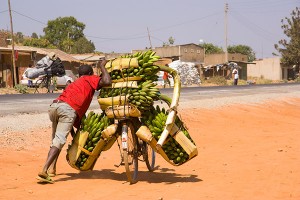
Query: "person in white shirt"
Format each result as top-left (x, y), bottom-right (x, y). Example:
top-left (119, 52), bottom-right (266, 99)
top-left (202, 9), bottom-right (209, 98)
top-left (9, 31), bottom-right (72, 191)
top-left (232, 68), bottom-right (239, 85)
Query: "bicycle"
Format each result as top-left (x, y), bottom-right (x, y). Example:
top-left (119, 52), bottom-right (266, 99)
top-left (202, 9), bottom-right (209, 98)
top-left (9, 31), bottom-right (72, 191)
top-left (34, 74), bottom-right (54, 93)
top-left (112, 115), bottom-right (156, 184)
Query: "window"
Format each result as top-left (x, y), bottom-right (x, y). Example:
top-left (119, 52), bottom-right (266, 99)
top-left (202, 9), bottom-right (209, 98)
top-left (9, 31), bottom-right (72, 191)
top-left (197, 50), bottom-right (201, 53)
top-left (184, 48), bottom-right (188, 53)
top-left (191, 49), bottom-right (194, 53)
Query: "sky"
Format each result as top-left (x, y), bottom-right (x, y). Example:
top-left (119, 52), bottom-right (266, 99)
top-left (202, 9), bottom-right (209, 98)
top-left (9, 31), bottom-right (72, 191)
top-left (0, 0), bottom-right (299, 59)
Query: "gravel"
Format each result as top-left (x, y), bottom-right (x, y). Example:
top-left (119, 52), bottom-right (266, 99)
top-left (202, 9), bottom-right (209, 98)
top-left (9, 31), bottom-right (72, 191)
top-left (1, 90), bottom-right (300, 135)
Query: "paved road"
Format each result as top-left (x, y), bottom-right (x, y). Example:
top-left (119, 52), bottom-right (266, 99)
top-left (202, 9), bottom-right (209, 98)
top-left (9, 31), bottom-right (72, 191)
top-left (0, 83), bottom-right (300, 116)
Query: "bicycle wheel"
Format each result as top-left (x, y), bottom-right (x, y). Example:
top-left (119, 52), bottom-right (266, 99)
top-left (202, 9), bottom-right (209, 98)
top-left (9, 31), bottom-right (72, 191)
top-left (122, 122), bottom-right (138, 184)
top-left (142, 141), bottom-right (156, 172)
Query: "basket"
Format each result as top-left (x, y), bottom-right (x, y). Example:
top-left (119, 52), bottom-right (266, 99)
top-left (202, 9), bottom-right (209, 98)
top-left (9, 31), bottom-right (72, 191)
top-left (136, 125), bottom-right (198, 166)
top-left (105, 104), bottom-right (141, 119)
top-left (105, 58), bottom-right (139, 72)
top-left (66, 124), bottom-right (118, 171)
top-left (98, 95), bottom-right (129, 110)
top-left (98, 80), bottom-right (139, 111)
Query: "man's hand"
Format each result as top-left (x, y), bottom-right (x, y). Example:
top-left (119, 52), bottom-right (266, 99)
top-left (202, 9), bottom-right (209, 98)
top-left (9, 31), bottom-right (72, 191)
top-left (99, 57), bottom-right (108, 68)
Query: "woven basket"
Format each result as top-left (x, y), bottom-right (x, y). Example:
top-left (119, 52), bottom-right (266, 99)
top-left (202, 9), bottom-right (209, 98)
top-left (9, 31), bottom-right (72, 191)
top-left (105, 104), bottom-right (141, 119)
top-left (136, 125), bottom-right (198, 166)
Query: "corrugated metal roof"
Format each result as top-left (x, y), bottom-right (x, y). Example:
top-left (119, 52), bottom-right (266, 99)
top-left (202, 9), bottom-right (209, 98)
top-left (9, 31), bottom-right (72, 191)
top-left (6, 45), bottom-right (81, 62)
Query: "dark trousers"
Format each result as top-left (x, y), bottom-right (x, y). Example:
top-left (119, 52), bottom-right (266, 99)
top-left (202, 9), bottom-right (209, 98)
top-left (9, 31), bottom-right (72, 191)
top-left (233, 78), bottom-right (238, 85)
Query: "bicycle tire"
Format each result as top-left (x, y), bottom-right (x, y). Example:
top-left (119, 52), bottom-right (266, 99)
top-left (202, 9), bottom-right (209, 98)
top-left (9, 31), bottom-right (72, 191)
top-left (142, 141), bottom-right (156, 172)
top-left (122, 122), bottom-right (139, 184)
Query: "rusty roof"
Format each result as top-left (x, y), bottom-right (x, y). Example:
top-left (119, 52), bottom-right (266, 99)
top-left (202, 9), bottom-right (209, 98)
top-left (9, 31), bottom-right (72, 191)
top-left (6, 45), bottom-right (81, 62)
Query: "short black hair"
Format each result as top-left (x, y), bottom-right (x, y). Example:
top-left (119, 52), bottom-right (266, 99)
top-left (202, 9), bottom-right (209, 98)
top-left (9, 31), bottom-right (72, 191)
top-left (78, 65), bottom-right (93, 76)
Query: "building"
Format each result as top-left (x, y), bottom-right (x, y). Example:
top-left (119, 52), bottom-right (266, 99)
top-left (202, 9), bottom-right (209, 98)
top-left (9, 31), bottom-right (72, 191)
top-left (248, 57), bottom-right (294, 81)
top-left (0, 45), bottom-right (82, 87)
top-left (203, 53), bottom-right (250, 80)
top-left (132, 43), bottom-right (205, 64)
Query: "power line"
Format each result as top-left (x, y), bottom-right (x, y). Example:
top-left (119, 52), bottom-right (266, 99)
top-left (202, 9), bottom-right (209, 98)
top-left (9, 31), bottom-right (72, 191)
top-left (229, 11), bottom-right (278, 42)
top-left (0, 10), bottom-right (8, 14)
top-left (86, 11), bottom-right (221, 43)
top-left (12, 10), bottom-right (47, 25)
top-left (150, 11), bottom-right (221, 33)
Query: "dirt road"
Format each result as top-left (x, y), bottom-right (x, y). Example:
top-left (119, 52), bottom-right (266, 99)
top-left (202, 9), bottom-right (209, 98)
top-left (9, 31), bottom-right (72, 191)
top-left (0, 98), bottom-right (300, 200)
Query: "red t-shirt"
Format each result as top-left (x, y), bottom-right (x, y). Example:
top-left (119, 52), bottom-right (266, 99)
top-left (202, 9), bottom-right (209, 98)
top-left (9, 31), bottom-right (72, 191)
top-left (163, 72), bottom-right (169, 80)
top-left (57, 75), bottom-right (101, 128)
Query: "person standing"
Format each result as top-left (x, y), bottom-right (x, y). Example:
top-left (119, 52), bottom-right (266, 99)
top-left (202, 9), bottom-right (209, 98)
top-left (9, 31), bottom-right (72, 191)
top-left (163, 64), bottom-right (172, 88)
top-left (163, 71), bottom-right (171, 88)
top-left (36, 59), bottom-right (111, 184)
top-left (232, 68), bottom-right (239, 85)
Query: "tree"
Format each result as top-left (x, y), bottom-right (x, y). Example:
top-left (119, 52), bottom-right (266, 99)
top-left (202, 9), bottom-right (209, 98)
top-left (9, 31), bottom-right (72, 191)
top-left (71, 37), bottom-right (95, 54)
top-left (43, 16), bottom-right (85, 53)
top-left (227, 44), bottom-right (256, 62)
top-left (23, 38), bottom-right (56, 48)
top-left (274, 7), bottom-right (300, 69)
top-left (201, 43), bottom-right (224, 54)
top-left (163, 36), bottom-right (175, 47)
top-left (31, 32), bottom-right (38, 39)
top-left (168, 36), bottom-right (175, 45)
top-left (15, 32), bottom-right (24, 44)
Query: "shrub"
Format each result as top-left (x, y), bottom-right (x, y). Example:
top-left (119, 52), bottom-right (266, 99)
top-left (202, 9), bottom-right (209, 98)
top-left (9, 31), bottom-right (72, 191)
top-left (204, 76), bottom-right (227, 86)
top-left (14, 84), bottom-right (28, 94)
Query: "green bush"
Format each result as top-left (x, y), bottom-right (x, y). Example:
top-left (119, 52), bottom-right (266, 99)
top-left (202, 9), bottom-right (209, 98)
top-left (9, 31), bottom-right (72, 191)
top-left (294, 77), bottom-right (300, 83)
top-left (14, 84), bottom-right (28, 94)
top-left (204, 76), bottom-right (227, 86)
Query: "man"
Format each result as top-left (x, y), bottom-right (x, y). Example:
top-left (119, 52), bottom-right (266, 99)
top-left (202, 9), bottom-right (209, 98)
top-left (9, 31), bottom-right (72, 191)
top-left (36, 59), bottom-right (111, 184)
top-left (232, 68), bottom-right (239, 85)
top-left (163, 64), bottom-right (172, 88)
top-left (163, 71), bottom-right (171, 88)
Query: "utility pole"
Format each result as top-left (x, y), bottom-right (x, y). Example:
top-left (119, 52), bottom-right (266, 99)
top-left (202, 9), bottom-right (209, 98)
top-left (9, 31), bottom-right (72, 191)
top-left (147, 27), bottom-right (153, 49)
top-left (8, 0), bottom-right (17, 87)
top-left (224, 3), bottom-right (228, 63)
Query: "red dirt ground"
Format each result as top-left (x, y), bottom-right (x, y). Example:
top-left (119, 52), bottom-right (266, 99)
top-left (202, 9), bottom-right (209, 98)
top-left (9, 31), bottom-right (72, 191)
top-left (0, 98), bottom-right (300, 200)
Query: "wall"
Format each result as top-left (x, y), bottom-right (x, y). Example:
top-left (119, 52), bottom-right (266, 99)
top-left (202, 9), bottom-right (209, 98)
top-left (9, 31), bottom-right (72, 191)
top-left (154, 46), bottom-right (180, 58)
top-left (0, 32), bottom-right (8, 47)
top-left (204, 53), bottom-right (248, 65)
top-left (179, 44), bottom-right (204, 63)
top-left (138, 44), bottom-right (205, 63)
top-left (248, 57), bottom-right (282, 80)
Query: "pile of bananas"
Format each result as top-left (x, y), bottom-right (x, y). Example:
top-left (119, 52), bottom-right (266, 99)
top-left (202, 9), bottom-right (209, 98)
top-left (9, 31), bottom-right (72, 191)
top-left (142, 105), bottom-right (192, 165)
top-left (120, 50), bottom-right (161, 82)
top-left (75, 111), bottom-right (112, 168)
top-left (99, 50), bottom-right (162, 112)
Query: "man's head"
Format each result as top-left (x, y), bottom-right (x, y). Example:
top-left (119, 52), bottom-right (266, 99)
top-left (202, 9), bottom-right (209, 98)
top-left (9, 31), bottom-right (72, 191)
top-left (78, 65), bottom-right (94, 76)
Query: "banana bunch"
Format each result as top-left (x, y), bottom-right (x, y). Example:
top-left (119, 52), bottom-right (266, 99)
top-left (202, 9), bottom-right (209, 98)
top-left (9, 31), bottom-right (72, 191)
top-left (128, 80), bottom-right (160, 111)
top-left (99, 50), bottom-right (163, 112)
top-left (118, 49), bottom-right (161, 82)
top-left (99, 87), bottom-right (139, 98)
top-left (142, 105), bottom-right (190, 165)
top-left (142, 105), bottom-right (167, 140)
top-left (75, 111), bottom-right (112, 168)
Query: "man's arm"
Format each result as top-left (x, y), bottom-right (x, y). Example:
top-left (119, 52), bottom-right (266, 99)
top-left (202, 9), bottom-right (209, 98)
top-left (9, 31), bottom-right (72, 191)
top-left (98, 59), bottom-right (112, 88)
